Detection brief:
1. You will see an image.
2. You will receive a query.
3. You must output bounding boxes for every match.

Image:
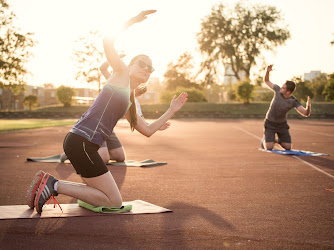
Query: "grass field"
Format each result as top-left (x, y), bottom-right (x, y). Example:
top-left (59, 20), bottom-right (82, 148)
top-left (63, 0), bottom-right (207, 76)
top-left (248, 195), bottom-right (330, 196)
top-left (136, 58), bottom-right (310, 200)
top-left (0, 119), bottom-right (76, 132)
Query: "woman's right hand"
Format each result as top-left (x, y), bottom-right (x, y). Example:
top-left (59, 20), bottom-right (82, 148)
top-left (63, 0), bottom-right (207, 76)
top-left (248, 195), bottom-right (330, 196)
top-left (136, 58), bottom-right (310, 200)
top-left (130, 10), bottom-right (157, 24)
top-left (170, 92), bottom-right (188, 114)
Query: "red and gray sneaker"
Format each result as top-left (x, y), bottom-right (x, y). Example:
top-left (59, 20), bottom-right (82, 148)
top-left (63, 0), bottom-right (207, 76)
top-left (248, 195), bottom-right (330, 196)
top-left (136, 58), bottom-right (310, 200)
top-left (35, 173), bottom-right (59, 214)
top-left (26, 170), bottom-right (45, 209)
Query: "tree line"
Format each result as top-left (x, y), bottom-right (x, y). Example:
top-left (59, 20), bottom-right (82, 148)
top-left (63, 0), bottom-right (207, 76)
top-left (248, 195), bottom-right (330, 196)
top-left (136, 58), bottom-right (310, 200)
top-left (1, 0), bottom-right (334, 109)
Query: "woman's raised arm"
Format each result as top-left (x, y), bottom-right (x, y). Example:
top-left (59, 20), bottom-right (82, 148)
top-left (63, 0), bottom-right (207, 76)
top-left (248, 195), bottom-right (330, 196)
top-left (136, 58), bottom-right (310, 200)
top-left (103, 10), bottom-right (156, 73)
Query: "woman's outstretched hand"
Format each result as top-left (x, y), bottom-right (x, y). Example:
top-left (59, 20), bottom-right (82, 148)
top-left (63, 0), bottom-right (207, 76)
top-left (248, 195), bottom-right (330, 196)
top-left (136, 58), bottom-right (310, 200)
top-left (170, 92), bottom-right (188, 114)
top-left (159, 122), bottom-right (171, 131)
top-left (131, 10), bottom-right (157, 24)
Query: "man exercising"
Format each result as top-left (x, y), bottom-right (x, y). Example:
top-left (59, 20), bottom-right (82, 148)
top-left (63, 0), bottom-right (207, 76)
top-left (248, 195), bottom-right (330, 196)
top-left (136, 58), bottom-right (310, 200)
top-left (261, 65), bottom-right (311, 150)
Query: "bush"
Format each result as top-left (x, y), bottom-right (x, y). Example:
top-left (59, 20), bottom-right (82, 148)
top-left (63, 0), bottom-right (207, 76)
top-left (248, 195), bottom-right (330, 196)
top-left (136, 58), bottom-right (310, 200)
top-left (237, 80), bottom-right (254, 104)
top-left (23, 95), bottom-right (39, 110)
top-left (323, 74), bottom-right (334, 101)
top-left (160, 87), bottom-right (207, 103)
top-left (56, 86), bottom-right (75, 107)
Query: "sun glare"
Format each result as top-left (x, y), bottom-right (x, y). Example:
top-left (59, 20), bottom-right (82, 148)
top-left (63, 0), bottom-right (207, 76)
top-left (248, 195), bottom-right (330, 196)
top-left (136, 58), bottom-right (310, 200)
top-left (9, 0), bottom-right (334, 88)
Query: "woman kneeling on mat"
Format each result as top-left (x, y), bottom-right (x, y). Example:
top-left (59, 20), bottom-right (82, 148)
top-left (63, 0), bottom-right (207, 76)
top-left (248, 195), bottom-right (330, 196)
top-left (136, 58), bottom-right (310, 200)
top-left (26, 10), bottom-right (188, 214)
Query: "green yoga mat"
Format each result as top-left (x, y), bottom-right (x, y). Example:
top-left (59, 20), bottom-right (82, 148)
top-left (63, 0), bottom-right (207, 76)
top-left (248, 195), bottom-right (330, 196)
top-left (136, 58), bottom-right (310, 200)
top-left (77, 200), bottom-right (132, 213)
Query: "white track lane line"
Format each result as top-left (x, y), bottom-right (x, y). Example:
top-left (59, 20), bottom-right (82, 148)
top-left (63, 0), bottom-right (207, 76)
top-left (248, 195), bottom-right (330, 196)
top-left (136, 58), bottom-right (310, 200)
top-left (237, 127), bottom-right (334, 180)
top-left (292, 127), bottom-right (334, 138)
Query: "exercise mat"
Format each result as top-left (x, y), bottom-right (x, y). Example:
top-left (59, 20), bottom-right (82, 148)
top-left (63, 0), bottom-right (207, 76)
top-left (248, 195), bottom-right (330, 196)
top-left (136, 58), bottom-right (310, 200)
top-left (259, 149), bottom-right (329, 156)
top-left (0, 200), bottom-right (172, 220)
top-left (27, 155), bottom-right (166, 167)
top-left (107, 159), bottom-right (167, 167)
top-left (26, 154), bottom-right (70, 163)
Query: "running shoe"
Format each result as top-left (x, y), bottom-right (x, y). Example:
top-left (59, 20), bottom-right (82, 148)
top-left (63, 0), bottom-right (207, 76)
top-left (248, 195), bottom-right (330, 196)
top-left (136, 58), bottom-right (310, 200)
top-left (35, 173), bottom-right (58, 214)
top-left (60, 152), bottom-right (68, 163)
top-left (260, 137), bottom-right (265, 149)
top-left (26, 170), bottom-right (45, 209)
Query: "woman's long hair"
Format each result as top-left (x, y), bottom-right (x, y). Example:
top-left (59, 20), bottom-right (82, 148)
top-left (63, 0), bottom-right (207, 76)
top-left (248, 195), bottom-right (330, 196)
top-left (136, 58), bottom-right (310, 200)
top-left (129, 90), bottom-right (137, 131)
top-left (128, 54), bottom-right (150, 131)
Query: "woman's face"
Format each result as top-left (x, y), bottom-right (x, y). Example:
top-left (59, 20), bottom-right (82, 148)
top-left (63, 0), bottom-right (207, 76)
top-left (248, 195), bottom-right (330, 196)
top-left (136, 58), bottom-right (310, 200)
top-left (129, 56), bottom-right (153, 84)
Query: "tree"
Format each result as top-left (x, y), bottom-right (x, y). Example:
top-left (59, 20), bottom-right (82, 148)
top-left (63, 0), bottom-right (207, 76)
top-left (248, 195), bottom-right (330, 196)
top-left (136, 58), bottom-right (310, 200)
top-left (291, 77), bottom-right (313, 102)
top-left (0, 0), bottom-right (36, 91)
top-left (56, 86), bottom-right (75, 107)
top-left (309, 74), bottom-right (327, 101)
top-left (0, 0), bottom-right (36, 109)
top-left (323, 73), bottom-right (334, 101)
top-left (73, 30), bottom-right (104, 92)
top-left (163, 52), bottom-right (202, 91)
top-left (23, 95), bottom-right (38, 110)
top-left (160, 87), bottom-right (207, 103)
top-left (197, 2), bottom-right (290, 81)
top-left (237, 80), bottom-right (254, 104)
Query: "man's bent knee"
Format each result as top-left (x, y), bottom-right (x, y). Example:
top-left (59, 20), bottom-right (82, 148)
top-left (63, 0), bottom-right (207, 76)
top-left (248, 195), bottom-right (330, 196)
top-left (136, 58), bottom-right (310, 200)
top-left (265, 142), bottom-right (274, 150)
top-left (281, 143), bottom-right (291, 150)
top-left (109, 148), bottom-right (125, 162)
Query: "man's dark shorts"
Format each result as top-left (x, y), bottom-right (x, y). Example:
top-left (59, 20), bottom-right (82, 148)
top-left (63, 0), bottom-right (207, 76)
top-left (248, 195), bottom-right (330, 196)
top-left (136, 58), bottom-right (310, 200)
top-left (264, 119), bottom-right (291, 143)
top-left (100, 132), bottom-right (123, 150)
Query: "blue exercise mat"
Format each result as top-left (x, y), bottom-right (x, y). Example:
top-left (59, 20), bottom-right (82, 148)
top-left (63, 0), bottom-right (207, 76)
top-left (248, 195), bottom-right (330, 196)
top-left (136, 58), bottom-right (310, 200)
top-left (259, 149), bottom-right (329, 156)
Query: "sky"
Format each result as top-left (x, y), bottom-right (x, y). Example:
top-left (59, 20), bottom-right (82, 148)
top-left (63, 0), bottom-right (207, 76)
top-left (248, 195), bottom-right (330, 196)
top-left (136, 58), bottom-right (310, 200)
top-left (8, 0), bottom-right (334, 89)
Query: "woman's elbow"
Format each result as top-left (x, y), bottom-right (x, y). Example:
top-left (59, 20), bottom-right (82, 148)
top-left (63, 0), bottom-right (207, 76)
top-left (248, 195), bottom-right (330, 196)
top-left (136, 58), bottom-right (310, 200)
top-left (136, 129), bottom-right (152, 138)
top-left (143, 131), bottom-right (153, 138)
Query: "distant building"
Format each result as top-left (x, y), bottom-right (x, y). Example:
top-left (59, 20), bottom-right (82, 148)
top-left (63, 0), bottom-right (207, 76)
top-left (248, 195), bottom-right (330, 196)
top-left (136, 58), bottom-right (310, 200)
top-left (304, 71), bottom-right (326, 81)
top-left (0, 88), bottom-right (24, 110)
top-left (137, 77), bottom-right (162, 104)
top-left (73, 88), bottom-right (98, 105)
top-left (25, 85), bottom-right (58, 107)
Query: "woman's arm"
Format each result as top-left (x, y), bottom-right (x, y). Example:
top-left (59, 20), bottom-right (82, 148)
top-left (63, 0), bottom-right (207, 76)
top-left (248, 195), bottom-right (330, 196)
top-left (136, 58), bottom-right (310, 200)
top-left (125, 92), bottom-right (188, 137)
top-left (99, 61), bottom-right (112, 80)
top-left (103, 10), bottom-right (156, 74)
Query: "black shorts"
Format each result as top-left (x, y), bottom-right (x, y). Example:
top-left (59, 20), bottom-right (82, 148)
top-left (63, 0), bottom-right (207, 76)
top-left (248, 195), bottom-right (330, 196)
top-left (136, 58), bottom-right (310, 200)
top-left (63, 132), bottom-right (108, 178)
top-left (264, 119), bottom-right (291, 143)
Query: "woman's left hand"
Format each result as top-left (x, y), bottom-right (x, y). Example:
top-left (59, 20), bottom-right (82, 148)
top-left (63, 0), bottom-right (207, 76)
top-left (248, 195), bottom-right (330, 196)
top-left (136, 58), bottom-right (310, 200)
top-left (170, 92), bottom-right (188, 114)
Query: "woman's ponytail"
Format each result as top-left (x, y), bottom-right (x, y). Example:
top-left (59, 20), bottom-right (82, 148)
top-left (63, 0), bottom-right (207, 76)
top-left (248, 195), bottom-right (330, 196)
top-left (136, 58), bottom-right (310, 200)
top-left (129, 90), bottom-right (137, 131)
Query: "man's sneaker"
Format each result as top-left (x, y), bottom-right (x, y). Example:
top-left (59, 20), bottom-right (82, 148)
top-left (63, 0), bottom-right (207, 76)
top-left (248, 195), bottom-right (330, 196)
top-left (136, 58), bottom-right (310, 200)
top-left (26, 170), bottom-right (45, 209)
top-left (60, 152), bottom-right (68, 163)
top-left (260, 137), bottom-right (265, 149)
top-left (35, 173), bottom-right (58, 214)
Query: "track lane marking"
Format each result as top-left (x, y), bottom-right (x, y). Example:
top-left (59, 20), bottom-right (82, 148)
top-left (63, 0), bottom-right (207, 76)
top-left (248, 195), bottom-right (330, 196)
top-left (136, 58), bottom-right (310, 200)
top-left (292, 128), bottom-right (334, 138)
top-left (237, 127), bottom-right (334, 180)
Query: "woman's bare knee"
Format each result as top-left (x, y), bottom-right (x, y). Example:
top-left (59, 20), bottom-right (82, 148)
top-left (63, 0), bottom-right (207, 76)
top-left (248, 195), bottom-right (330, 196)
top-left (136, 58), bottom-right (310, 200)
top-left (98, 147), bottom-right (110, 163)
top-left (82, 172), bottom-right (123, 207)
